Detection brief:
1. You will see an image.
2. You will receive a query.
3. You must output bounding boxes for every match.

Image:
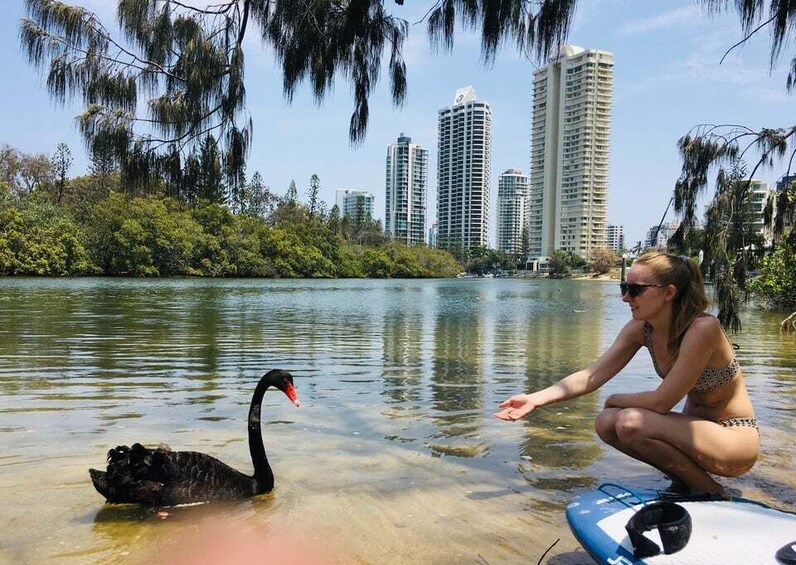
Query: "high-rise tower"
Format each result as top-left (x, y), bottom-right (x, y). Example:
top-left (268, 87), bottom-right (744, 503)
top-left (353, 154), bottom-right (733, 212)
top-left (528, 45), bottom-right (613, 261)
top-left (385, 134), bottom-right (428, 245)
top-left (496, 168), bottom-right (529, 255)
top-left (437, 86), bottom-right (492, 251)
top-left (606, 224), bottom-right (624, 252)
top-left (336, 189), bottom-right (375, 220)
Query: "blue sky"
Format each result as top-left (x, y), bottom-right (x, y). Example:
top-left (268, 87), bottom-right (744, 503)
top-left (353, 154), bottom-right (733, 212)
top-left (1, 1), bottom-right (793, 247)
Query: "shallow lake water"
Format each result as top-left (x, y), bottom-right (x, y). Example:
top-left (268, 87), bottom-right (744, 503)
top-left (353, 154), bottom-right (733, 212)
top-left (0, 277), bottom-right (794, 563)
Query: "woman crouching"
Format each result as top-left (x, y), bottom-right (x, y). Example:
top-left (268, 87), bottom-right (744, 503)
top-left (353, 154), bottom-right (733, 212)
top-left (496, 252), bottom-right (759, 496)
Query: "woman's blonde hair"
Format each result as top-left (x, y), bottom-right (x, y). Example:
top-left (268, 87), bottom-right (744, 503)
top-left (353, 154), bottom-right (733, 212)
top-left (633, 251), bottom-right (710, 359)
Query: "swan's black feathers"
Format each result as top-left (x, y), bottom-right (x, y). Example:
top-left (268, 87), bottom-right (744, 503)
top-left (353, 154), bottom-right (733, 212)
top-left (88, 369), bottom-right (297, 506)
top-left (89, 443), bottom-right (257, 505)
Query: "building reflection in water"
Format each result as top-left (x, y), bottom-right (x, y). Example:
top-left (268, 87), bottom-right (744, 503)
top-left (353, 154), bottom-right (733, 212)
top-left (426, 283), bottom-right (490, 458)
top-left (381, 309), bottom-right (427, 407)
top-left (375, 280), bottom-right (617, 467)
top-left (516, 282), bottom-right (614, 493)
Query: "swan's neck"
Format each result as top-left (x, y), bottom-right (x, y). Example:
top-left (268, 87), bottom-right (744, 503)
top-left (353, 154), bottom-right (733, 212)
top-left (248, 381), bottom-right (274, 493)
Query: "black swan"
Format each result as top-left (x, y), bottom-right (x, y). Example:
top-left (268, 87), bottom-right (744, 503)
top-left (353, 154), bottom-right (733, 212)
top-left (89, 369), bottom-right (300, 505)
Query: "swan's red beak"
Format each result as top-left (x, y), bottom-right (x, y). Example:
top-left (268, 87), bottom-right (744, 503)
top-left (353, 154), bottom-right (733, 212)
top-left (284, 382), bottom-right (300, 407)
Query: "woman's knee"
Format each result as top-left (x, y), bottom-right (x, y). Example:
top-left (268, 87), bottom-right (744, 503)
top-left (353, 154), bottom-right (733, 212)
top-left (594, 408), bottom-right (621, 441)
top-left (613, 408), bottom-right (647, 444)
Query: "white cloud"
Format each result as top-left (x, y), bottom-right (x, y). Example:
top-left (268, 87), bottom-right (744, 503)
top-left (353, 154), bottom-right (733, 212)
top-left (616, 12), bottom-right (792, 105)
top-left (618, 50), bottom-right (789, 104)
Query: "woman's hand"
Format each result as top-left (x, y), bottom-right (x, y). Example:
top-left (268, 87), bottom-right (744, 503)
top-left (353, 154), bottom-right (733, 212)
top-left (494, 394), bottom-right (537, 421)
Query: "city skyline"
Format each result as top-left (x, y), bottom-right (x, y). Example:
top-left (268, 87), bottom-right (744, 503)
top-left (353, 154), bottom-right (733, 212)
top-left (1, 2), bottom-right (794, 248)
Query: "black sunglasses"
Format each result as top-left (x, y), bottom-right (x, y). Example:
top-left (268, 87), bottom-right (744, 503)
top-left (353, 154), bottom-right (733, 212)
top-left (620, 282), bottom-right (664, 297)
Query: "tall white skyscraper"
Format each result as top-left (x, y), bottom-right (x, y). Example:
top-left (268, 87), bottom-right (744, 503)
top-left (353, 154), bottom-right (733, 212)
top-left (385, 134), bottom-right (428, 245)
top-left (496, 168), bottom-right (529, 255)
top-left (528, 45), bottom-right (613, 261)
top-left (436, 85), bottom-right (492, 251)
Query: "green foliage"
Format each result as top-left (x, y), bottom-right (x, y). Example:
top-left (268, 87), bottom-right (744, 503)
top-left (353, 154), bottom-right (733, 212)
top-left (546, 250), bottom-right (586, 278)
top-left (379, 241), bottom-right (461, 278)
top-left (747, 237), bottom-right (796, 310)
top-left (520, 225), bottom-right (530, 258)
top-left (1, 144), bottom-right (54, 195)
top-left (307, 174), bottom-right (320, 219)
top-left (361, 249), bottom-right (393, 278)
top-left (0, 173), bottom-right (567, 281)
top-left (89, 193), bottom-right (200, 276)
top-left (21, 0), bottom-right (252, 188)
top-left (196, 136), bottom-right (226, 204)
top-left (285, 180), bottom-right (298, 205)
top-left (571, 252), bottom-right (587, 269)
top-left (0, 193), bottom-right (96, 275)
top-left (51, 143), bottom-right (72, 204)
top-left (548, 250), bottom-right (572, 278)
top-left (674, 163), bottom-right (768, 331)
top-left (679, 226), bottom-right (706, 259)
top-left (638, 1), bottom-right (796, 330)
top-left (465, 247), bottom-right (510, 276)
top-left (62, 172), bottom-right (120, 223)
top-left (239, 171), bottom-right (278, 218)
top-left (0, 182), bottom-right (460, 279)
top-left (411, 245), bottom-right (462, 278)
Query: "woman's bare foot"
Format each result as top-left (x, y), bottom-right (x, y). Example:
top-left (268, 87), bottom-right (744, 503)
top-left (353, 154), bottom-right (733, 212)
top-left (663, 477), bottom-right (691, 494)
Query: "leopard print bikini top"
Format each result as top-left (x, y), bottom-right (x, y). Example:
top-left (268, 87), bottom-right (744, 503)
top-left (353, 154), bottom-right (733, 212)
top-left (643, 316), bottom-right (739, 393)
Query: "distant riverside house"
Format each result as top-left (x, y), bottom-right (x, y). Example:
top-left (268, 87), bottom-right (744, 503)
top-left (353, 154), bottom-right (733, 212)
top-left (525, 256), bottom-right (551, 273)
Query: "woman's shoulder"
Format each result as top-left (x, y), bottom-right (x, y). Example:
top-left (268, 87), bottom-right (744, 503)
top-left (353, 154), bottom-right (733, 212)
top-left (686, 313), bottom-right (724, 341)
top-left (691, 312), bottom-right (721, 329)
top-left (618, 318), bottom-right (647, 345)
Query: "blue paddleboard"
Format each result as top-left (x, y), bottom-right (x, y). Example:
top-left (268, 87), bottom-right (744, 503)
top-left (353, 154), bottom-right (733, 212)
top-left (566, 483), bottom-right (796, 564)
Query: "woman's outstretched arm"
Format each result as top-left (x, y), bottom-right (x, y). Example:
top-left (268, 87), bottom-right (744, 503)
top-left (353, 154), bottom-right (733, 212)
top-left (495, 320), bottom-right (644, 421)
